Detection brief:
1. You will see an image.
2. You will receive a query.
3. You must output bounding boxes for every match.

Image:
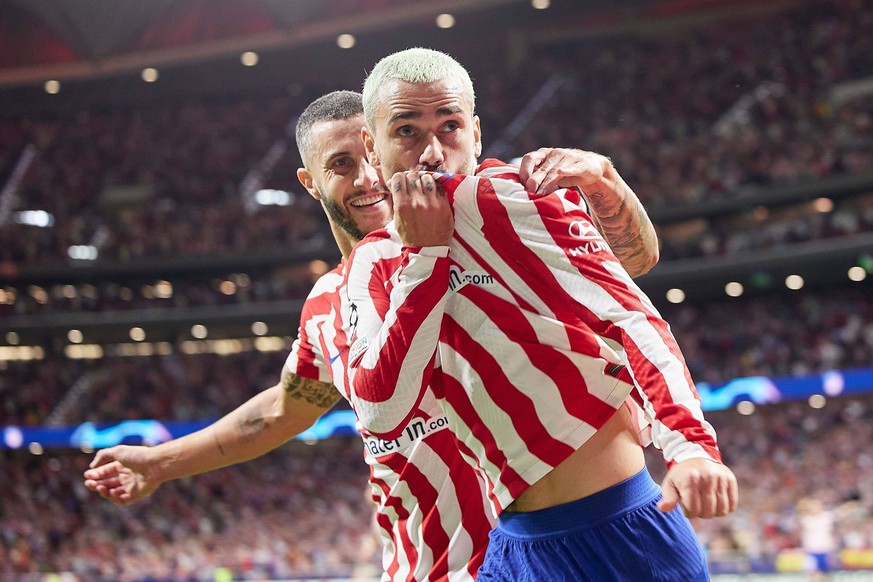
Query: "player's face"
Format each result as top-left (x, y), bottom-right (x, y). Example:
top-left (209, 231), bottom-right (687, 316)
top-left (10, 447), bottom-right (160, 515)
top-left (364, 78), bottom-right (481, 178)
top-left (298, 115), bottom-right (391, 241)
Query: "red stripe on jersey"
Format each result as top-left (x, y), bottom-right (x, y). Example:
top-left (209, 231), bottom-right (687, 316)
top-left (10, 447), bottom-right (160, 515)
top-left (439, 370), bottom-right (530, 503)
top-left (372, 494), bottom-right (402, 580)
top-left (291, 263), bottom-right (494, 581)
top-left (440, 171), bottom-right (720, 465)
top-left (350, 248), bottom-right (448, 439)
top-left (449, 237), bottom-right (539, 314)
top-left (431, 433), bottom-right (493, 577)
top-left (373, 469), bottom-right (419, 579)
top-left (369, 263), bottom-right (397, 324)
top-left (451, 430), bottom-right (502, 515)
top-left (468, 180), bottom-right (590, 326)
top-left (287, 265), bottom-right (344, 384)
top-left (524, 194), bottom-right (720, 459)
top-left (379, 452), bottom-right (445, 581)
top-left (452, 283), bottom-right (617, 429)
top-left (442, 314), bottom-right (574, 467)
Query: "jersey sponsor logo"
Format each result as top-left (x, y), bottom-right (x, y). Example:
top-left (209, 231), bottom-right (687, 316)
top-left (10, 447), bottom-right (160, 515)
top-left (327, 349), bottom-right (345, 366)
top-left (567, 219), bottom-right (609, 256)
top-left (362, 414), bottom-right (450, 459)
top-left (349, 336), bottom-right (368, 365)
top-left (448, 265), bottom-right (496, 293)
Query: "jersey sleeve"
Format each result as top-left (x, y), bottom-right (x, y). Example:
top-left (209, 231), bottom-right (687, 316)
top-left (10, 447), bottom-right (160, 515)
top-left (343, 232), bottom-right (450, 439)
top-left (283, 269), bottom-right (343, 383)
top-left (446, 173), bottom-right (721, 466)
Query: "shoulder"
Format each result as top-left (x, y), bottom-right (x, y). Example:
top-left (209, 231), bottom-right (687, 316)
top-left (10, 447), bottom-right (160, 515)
top-left (476, 158), bottom-right (520, 181)
top-left (308, 264), bottom-right (344, 297)
top-left (349, 225), bottom-right (402, 265)
top-left (300, 264), bottom-right (344, 321)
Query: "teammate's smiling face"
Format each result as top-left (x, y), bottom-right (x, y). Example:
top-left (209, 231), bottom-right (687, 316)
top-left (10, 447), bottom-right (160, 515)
top-left (298, 115), bottom-right (391, 242)
top-left (363, 77), bottom-right (481, 178)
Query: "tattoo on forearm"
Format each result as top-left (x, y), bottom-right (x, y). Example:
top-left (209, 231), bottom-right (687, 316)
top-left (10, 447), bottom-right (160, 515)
top-left (236, 403), bottom-right (268, 443)
top-left (212, 427), bottom-right (226, 456)
top-left (590, 183), bottom-right (656, 276)
top-left (282, 374), bottom-right (341, 408)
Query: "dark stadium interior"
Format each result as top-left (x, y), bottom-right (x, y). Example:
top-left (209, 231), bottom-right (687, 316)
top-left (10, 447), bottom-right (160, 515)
top-left (2, 0), bottom-right (872, 579)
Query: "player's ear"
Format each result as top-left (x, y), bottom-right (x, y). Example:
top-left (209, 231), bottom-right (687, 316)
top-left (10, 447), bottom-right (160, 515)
top-left (473, 115), bottom-right (482, 158)
top-left (362, 127), bottom-right (380, 167)
top-left (296, 167), bottom-right (320, 200)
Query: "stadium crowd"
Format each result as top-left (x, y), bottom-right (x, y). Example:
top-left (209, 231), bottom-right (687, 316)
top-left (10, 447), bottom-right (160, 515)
top-left (686, 393), bottom-right (873, 574)
top-left (2, 394), bottom-right (872, 580)
top-left (3, 0), bottom-right (873, 579)
top-left (0, 0), bottom-right (871, 270)
top-left (0, 267), bottom-right (319, 318)
top-left (507, 1), bottom-right (873, 203)
top-left (0, 350), bottom-right (289, 427)
top-left (1, 283), bottom-right (870, 428)
top-left (0, 438), bottom-right (380, 581)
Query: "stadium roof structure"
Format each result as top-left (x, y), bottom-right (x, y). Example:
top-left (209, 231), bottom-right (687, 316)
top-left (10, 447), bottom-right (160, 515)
top-left (0, 0), bottom-right (766, 89)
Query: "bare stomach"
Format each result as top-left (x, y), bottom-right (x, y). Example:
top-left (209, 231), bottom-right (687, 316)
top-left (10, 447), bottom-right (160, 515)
top-left (505, 405), bottom-right (646, 513)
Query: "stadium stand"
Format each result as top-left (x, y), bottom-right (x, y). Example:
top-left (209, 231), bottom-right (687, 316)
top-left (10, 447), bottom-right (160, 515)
top-left (1, 0), bottom-right (872, 579)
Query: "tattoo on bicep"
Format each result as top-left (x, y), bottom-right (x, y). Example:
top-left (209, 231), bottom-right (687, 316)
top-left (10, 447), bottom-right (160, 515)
top-left (282, 374), bottom-right (342, 408)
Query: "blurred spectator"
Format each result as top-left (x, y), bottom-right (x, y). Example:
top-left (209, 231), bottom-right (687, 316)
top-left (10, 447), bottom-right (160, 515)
top-left (1, 0), bottom-right (871, 268)
top-left (3, 284), bottom-right (871, 427)
top-left (0, 438), bottom-right (380, 581)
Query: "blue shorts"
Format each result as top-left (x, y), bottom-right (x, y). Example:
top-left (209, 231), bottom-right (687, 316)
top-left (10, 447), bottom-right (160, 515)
top-left (477, 468), bottom-right (708, 582)
top-left (807, 552), bottom-right (832, 573)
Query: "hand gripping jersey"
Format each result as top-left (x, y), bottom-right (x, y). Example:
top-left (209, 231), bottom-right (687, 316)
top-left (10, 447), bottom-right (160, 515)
top-left (284, 263), bottom-right (495, 582)
top-left (344, 159), bottom-right (721, 514)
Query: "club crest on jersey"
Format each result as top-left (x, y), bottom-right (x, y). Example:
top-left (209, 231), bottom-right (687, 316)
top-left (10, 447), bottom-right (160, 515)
top-left (448, 264), bottom-right (495, 293)
top-left (568, 219), bottom-right (610, 256)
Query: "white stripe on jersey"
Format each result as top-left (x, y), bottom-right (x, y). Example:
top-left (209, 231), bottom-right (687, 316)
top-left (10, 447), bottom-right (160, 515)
top-left (345, 159), bottom-right (721, 514)
top-left (286, 263), bottom-right (493, 581)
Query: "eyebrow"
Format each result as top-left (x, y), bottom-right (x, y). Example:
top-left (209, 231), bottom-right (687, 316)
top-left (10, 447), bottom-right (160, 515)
top-left (388, 106), bottom-right (463, 124)
top-left (324, 150), bottom-right (352, 166)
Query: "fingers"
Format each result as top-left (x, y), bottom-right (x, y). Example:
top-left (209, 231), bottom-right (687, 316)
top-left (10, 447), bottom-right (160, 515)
top-left (728, 470), bottom-right (739, 513)
top-left (85, 472), bottom-right (125, 491)
top-left (681, 469), bottom-right (706, 517)
top-left (389, 171), bottom-right (441, 199)
top-left (392, 171), bottom-right (453, 247)
top-left (518, 148), bottom-right (548, 188)
top-left (84, 477), bottom-right (128, 505)
top-left (518, 148), bottom-right (610, 194)
top-left (662, 464), bottom-right (739, 518)
top-left (657, 476), bottom-right (680, 513)
top-left (83, 459), bottom-right (121, 480)
top-left (88, 445), bottom-right (124, 469)
top-left (700, 465), bottom-right (739, 518)
top-left (657, 497), bottom-right (679, 513)
top-left (89, 447), bottom-right (116, 469)
top-left (87, 481), bottom-right (133, 506)
top-left (714, 466), bottom-right (739, 516)
top-left (526, 151), bottom-right (566, 194)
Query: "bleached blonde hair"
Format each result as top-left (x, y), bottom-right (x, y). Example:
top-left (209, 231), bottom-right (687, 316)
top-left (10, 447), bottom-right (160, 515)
top-left (362, 47), bottom-right (476, 130)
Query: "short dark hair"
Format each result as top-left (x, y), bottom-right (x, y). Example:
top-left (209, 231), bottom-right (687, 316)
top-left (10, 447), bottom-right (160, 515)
top-left (295, 90), bottom-right (364, 164)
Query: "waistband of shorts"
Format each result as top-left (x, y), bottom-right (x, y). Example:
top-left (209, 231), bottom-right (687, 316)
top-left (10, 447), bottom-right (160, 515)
top-left (496, 468), bottom-right (660, 539)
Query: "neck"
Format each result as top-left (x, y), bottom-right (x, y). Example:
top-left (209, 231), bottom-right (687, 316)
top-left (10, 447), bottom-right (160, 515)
top-left (329, 220), bottom-right (360, 260)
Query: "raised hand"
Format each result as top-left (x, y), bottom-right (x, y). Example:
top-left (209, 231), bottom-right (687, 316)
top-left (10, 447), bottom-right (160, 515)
top-left (390, 171), bottom-right (454, 247)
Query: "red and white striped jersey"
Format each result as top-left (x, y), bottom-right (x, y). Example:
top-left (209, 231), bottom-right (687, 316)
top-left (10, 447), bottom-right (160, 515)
top-left (284, 263), bottom-right (495, 582)
top-left (345, 159), bottom-right (721, 514)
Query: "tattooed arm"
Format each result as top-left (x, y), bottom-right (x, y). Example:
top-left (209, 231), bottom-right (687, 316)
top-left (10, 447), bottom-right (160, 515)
top-left (518, 148), bottom-right (659, 277)
top-left (83, 369), bottom-right (339, 506)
